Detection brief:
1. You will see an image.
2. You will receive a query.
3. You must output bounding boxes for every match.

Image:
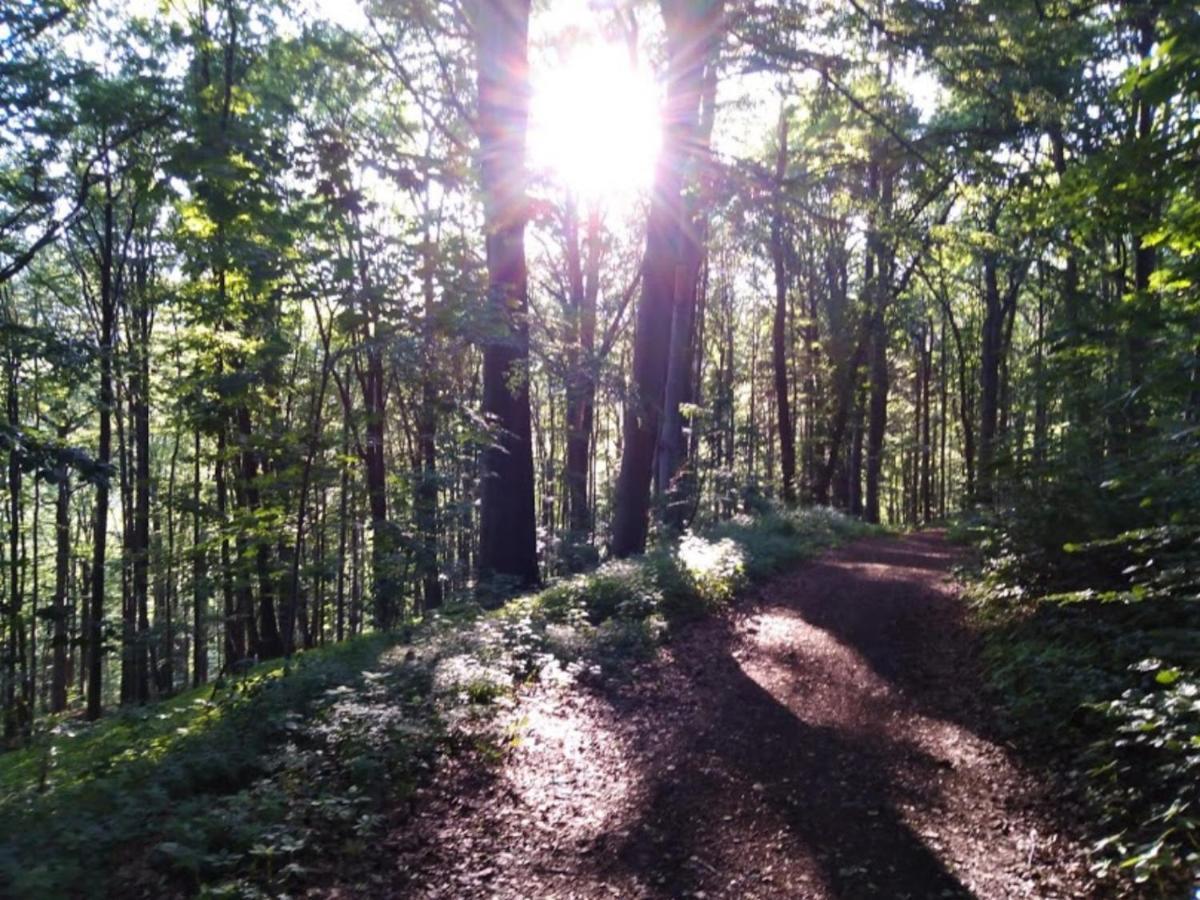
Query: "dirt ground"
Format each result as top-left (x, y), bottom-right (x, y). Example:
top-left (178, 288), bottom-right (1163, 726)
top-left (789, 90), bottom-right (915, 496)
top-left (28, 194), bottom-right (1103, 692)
top-left (363, 532), bottom-right (1100, 899)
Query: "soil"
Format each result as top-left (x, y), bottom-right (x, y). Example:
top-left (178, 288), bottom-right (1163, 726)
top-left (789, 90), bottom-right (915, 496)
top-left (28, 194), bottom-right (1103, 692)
top-left (355, 532), bottom-right (1101, 899)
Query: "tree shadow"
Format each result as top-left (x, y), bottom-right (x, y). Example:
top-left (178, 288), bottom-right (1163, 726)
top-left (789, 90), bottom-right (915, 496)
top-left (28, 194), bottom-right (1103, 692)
top-left (779, 531), bottom-right (997, 739)
top-left (592, 610), bottom-right (977, 898)
top-left (580, 533), bottom-right (1103, 898)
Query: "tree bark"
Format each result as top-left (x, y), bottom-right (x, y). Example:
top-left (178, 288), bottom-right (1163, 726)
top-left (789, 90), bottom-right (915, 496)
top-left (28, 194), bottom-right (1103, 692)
top-left (5, 343), bottom-right (24, 737)
top-left (611, 0), bottom-right (723, 556)
top-left (191, 428), bottom-right (207, 686)
top-left (51, 456), bottom-right (70, 712)
top-left (770, 103), bottom-right (796, 505)
top-left (417, 222), bottom-right (442, 609)
top-left (864, 162), bottom-right (893, 524)
top-left (474, 0), bottom-right (540, 591)
top-left (978, 223), bottom-right (1002, 505)
top-left (86, 186), bottom-right (115, 721)
top-left (563, 198), bottom-right (599, 541)
top-left (130, 259), bottom-right (151, 702)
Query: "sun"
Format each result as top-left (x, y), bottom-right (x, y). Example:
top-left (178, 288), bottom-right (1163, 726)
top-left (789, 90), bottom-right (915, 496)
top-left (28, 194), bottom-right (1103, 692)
top-left (528, 42), bottom-right (661, 203)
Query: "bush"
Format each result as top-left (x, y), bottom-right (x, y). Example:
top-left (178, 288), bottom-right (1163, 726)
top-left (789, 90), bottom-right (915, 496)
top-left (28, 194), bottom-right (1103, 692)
top-left (538, 558), bottom-right (661, 624)
top-left (967, 518), bottom-right (1200, 893)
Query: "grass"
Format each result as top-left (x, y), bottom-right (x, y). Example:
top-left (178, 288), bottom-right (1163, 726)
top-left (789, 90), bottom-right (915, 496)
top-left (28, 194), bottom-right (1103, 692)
top-left (0, 506), bottom-right (870, 899)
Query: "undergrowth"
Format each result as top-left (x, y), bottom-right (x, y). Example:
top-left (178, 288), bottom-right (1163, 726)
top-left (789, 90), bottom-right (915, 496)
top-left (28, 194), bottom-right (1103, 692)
top-left (0, 506), bottom-right (866, 899)
top-left (965, 515), bottom-right (1200, 894)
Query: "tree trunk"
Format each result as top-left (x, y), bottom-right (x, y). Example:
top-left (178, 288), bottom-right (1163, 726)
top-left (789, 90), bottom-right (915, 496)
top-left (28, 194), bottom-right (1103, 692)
top-left (611, 0), bottom-right (723, 556)
top-left (417, 223), bottom-right (442, 609)
top-left (657, 61), bottom-right (717, 530)
top-left (131, 268), bottom-right (152, 703)
top-left (235, 405), bottom-right (282, 658)
top-left (86, 188), bottom-right (115, 721)
top-left (921, 320), bottom-right (933, 523)
top-left (474, 0), bottom-right (540, 591)
top-left (191, 427), bottom-right (207, 686)
top-left (564, 200), bottom-right (600, 543)
top-left (1127, 7), bottom-right (1157, 440)
top-left (864, 162), bottom-right (892, 524)
top-left (51, 459), bottom-right (70, 712)
top-left (770, 103), bottom-right (796, 505)
top-left (978, 210), bottom-right (1003, 505)
top-left (5, 346), bottom-right (24, 738)
top-left (215, 429), bottom-right (243, 667)
top-left (336, 421), bottom-right (349, 642)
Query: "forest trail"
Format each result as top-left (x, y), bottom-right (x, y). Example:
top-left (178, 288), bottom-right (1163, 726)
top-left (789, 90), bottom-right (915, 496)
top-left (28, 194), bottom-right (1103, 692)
top-left (372, 533), bottom-right (1096, 899)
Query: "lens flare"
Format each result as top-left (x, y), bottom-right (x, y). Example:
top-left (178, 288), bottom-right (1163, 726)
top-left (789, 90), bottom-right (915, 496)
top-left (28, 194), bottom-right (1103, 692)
top-left (528, 42), bottom-right (661, 202)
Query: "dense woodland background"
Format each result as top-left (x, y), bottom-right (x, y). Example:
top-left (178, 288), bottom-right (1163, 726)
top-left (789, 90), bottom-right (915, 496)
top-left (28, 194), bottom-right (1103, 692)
top-left (2, 0), bottom-right (1200, 892)
top-left (1, 2), bottom-right (1198, 887)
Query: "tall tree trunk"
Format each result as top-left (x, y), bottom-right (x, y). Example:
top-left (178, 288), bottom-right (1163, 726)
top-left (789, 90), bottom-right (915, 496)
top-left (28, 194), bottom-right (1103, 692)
top-left (191, 428), bottom-right (207, 686)
top-left (474, 0), bottom-right (539, 591)
top-left (564, 200), bottom-right (600, 543)
top-left (86, 188), bottom-right (115, 721)
top-left (864, 162), bottom-right (893, 525)
top-left (1033, 279), bottom-right (1047, 469)
top-left (611, 0), bottom-right (723, 556)
top-left (1048, 127), bottom-right (1094, 442)
top-left (51, 458), bottom-right (70, 712)
top-left (117, 383), bottom-right (134, 703)
top-left (815, 299), bottom-right (872, 505)
top-left (158, 419), bottom-right (180, 695)
top-left (5, 345), bottom-right (24, 738)
top-left (939, 311), bottom-right (948, 517)
top-left (921, 320), bottom-right (933, 523)
top-left (978, 208), bottom-right (1003, 505)
top-left (1126, 6), bottom-right (1157, 441)
top-left (215, 430), bottom-right (243, 667)
top-left (417, 223), bottom-right (442, 609)
top-left (770, 102), bottom-right (796, 505)
top-left (235, 406), bottom-right (282, 658)
top-left (656, 245), bottom-right (701, 527)
top-left (335, 420), bottom-right (349, 642)
top-left (131, 266), bottom-right (151, 703)
top-left (657, 61), bottom-right (717, 529)
top-left (286, 313), bottom-right (333, 644)
top-left (849, 389), bottom-right (865, 516)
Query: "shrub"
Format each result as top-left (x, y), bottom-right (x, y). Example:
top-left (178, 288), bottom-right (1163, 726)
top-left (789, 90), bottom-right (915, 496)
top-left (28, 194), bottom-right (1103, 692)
top-left (538, 558), bottom-right (662, 624)
top-left (968, 519), bottom-right (1200, 892)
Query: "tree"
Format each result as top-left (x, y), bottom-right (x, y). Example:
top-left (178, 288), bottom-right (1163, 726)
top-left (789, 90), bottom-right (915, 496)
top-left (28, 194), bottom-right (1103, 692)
top-left (473, 0), bottom-right (539, 591)
top-left (611, 0), bottom-right (723, 556)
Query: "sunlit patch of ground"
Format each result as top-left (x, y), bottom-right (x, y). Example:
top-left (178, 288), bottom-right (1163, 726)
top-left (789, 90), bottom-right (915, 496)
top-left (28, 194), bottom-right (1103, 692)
top-left (376, 533), bottom-right (1095, 900)
top-left (501, 688), bottom-right (640, 842)
top-left (735, 608), bottom-right (895, 730)
top-left (734, 605), bottom-right (1062, 896)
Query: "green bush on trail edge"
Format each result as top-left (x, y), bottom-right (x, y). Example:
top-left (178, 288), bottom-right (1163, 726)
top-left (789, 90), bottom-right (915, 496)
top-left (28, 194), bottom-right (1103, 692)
top-left (964, 519), bottom-right (1200, 894)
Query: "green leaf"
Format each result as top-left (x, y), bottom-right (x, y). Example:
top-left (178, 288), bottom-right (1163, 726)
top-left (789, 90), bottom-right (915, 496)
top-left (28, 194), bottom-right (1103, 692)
top-left (1155, 668), bottom-right (1181, 686)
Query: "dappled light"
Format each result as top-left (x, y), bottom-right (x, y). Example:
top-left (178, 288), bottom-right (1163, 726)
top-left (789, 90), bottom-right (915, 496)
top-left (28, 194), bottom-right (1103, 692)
top-left (381, 533), bottom-right (1091, 898)
top-left (3, 0), bottom-right (1196, 893)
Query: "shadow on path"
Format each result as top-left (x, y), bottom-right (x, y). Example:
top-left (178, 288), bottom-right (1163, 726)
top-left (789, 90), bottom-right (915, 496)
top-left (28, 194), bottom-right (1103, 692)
top-left (382, 531), bottom-right (1094, 899)
top-left (604, 612), bottom-right (975, 898)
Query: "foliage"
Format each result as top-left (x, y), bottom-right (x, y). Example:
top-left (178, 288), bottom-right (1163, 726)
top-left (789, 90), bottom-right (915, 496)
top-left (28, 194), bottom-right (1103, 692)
top-left (0, 636), bottom-right (420, 897)
top-left (0, 508), bottom-right (862, 897)
top-left (968, 516), bottom-right (1200, 893)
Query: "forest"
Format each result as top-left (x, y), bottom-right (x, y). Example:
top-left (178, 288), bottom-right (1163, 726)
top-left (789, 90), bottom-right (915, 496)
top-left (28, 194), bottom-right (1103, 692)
top-left (1, 0), bottom-right (1198, 896)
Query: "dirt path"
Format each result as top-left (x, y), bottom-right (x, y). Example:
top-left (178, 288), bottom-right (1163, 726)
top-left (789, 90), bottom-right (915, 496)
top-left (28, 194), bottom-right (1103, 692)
top-left (374, 532), bottom-right (1096, 899)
